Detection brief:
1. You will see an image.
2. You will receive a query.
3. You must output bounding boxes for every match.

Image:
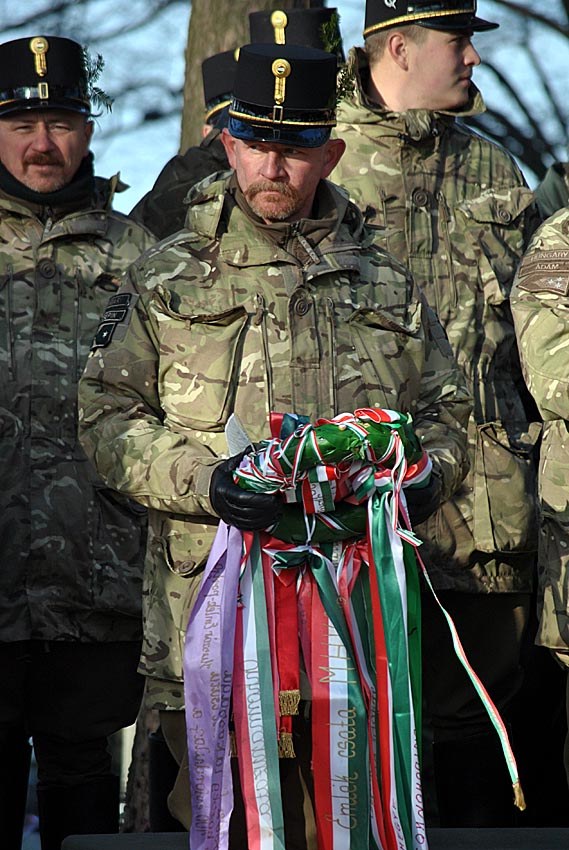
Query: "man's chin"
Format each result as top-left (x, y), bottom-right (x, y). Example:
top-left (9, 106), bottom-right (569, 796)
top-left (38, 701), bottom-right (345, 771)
top-left (249, 197), bottom-right (297, 222)
top-left (23, 167), bottom-right (66, 193)
top-left (23, 177), bottom-right (66, 193)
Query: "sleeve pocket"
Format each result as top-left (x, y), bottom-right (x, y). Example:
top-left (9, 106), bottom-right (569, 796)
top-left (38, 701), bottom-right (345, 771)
top-left (473, 420), bottom-right (541, 553)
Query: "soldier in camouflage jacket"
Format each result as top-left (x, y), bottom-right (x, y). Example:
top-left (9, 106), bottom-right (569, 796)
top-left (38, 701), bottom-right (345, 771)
top-left (330, 1), bottom-right (543, 827)
top-left (511, 207), bottom-right (569, 786)
top-left (79, 43), bottom-right (471, 836)
top-left (80, 167), bottom-right (471, 697)
top-left (0, 173), bottom-right (152, 646)
top-left (0, 35), bottom-right (153, 846)
top-left (334, 49), bottom-right (540, 595)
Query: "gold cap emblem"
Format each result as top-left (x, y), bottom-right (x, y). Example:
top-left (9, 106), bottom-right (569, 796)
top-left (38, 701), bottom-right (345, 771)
top-left (29, 37), bottom-right (49, 77)
top-left (272, 58), bottom-right (291, 105)
top-left (270, 10), bottom-right (288, 45)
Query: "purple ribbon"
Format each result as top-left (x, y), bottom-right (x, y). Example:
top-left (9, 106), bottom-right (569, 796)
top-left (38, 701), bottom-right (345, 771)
top-left (184, 522), bottom-right (243, 850)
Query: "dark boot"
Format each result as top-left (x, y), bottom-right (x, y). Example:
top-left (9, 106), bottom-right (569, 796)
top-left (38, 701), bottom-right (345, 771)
top-left (433, 733), bottom-right (516, 827)
top-left (148, 728), bottom-right (184, 831)
top-left (37, 774), bottom-right (120, 850)
top-left (0, 736), bottom-right (31, 850)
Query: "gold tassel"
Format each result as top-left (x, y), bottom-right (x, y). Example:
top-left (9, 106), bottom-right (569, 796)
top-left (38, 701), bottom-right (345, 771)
top-left (513, 781), bottom-right (526, 811)
top-left (278, 731), bottom-right (296, 758)
top-left (279, 689), bottom-right (300, 716)
top-left (229, 730), bottom-right (238, 758)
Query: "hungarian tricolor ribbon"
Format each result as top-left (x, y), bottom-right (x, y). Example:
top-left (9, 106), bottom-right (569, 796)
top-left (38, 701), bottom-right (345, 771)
top-left (184, 409), bottom-right (524, 850)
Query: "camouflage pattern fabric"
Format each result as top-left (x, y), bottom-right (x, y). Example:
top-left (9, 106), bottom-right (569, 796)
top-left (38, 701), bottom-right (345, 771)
top-left (511, 208), bottom-right (569, 666)
top-left (332, 47), bottom-right (542, 594)
top-left (0, 176), bottom-right (154, 643)
top-left (534, 161), bottom-right (569, 222)
top-left (130, 128), bottom-right (229, 239)
top-left (78, 173), bottom-right (472, 706)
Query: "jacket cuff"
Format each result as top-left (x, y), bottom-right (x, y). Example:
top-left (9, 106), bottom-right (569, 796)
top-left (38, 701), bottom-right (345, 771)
top-left (193, 458), bottom-right (223, 516)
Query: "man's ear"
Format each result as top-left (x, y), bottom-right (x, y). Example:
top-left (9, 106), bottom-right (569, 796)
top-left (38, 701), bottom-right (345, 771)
top-left (386, 31), bottom-right (409, 70)
top-left (321, 138), bottom-right (346, 178)
top-left (82, 119), bottom-right (94, 157)
top-left (220, 128), bottom-right (237, 168)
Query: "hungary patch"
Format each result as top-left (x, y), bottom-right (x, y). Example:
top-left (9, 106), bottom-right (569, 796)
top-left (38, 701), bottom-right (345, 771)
top-left (516, 250), bottom-right (569, 296)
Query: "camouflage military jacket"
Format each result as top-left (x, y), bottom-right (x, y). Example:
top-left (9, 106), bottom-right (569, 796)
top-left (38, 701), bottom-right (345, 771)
top-left (0, 176), bottom-right (153, 643)
top-left (78, 173), bottom-right (471, 700)
top-left (534, 161), bottom-right (569, 221)
top-left (333, 48), bottom-right (541, 593)
top-left (511, 209), bottom-right (569, 662)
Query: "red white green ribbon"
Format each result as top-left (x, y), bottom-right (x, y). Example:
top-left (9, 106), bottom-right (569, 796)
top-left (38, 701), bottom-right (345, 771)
top-left (184, 409), bottom-right (524, 850)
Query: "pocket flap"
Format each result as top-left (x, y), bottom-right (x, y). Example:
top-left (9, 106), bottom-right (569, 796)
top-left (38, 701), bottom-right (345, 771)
top-left (457, 187), bottom-right (534, 226)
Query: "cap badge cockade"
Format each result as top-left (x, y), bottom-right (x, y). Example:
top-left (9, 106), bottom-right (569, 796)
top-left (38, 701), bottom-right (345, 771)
top-left (29, 36), bottom-right (49, 77)
top-left (272, 58), bottom-right (291, 106)
top-left (270, 11), bottom-right (288, 44)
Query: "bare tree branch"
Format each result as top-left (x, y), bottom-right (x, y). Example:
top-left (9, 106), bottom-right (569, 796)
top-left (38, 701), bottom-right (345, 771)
top-left (487, 0), bottom-right (568, 34)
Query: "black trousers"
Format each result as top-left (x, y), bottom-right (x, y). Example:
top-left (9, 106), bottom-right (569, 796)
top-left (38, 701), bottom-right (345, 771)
top-left (421, 591), bottom-right (529, 742)
top-left (0, 640), bottom-right (144, 843)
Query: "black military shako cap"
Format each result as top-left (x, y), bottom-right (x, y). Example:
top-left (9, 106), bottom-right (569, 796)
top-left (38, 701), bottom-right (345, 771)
top-left (228, 43), bottom-right (337, 149)
top-left (0, 35), bottom-right (90, 117)
top-left (363, 0), bottom-right (498, 37)
top-left (249, 8), bottom-right (345, 62)
top-left (202, 49), bottom-right (238, 125)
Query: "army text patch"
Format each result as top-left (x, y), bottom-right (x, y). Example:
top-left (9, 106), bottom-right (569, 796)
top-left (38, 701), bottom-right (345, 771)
top-left (516, 251), bottom-right (569, 296)
top-left (92, 292), bottom-right (135, 349)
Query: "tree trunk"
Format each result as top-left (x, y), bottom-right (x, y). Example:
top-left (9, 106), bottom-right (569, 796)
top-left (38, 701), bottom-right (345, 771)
top-left (180, 0), bottom-right (325, 150)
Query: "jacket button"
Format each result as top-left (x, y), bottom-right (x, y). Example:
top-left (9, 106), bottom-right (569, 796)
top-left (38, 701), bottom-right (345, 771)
top-left (412, 188), bottom-right (430, 208)
top-left (37, 258), bottom-right (56, 278)
top-left (295, 298), bottom-right (310, 316)
top-left (498, 208), bottom-right (512, 224)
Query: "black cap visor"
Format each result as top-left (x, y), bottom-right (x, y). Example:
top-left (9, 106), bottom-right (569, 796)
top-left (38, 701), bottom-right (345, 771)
top-left (417, 13), bottom-right (498, 31)
top-left (0, 85), bottom-right (90, 117)
top-left (228, 115), bottom-right (332, 148)
top-left (228, 99), bottom-right (335, 148)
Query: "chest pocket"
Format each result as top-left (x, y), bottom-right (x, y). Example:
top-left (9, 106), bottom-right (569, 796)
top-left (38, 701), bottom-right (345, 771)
top-left (153, 292), bottom-right (250, 432)
top-left (455, 187), bottom-right (534, 304)
top-left (336, 303), bottom-right (422, 414)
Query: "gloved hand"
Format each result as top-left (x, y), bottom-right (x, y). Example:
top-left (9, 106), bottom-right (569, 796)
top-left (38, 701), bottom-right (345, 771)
top-left (404, 473), bottom-right (442, 526)
top-left (209, 451), bottom-right (283, 531)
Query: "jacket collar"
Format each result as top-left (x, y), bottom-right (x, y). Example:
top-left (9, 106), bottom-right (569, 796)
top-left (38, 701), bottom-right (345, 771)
top-left (184, 171), bottom-right (368, 271)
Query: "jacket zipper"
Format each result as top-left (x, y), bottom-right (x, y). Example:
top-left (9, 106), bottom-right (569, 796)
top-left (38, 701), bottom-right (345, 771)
top-left (2, 266), bottom-right (15, 379)
top-left (254, 292), bottom-right (274, 415)
top-left (436, 191), bottom-right (458, 309)
top-left (324, 297), bottom-right (338, 413)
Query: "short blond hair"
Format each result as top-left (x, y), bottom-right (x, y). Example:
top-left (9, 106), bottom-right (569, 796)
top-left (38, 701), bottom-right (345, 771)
top-left (365, 25), bottom-right (428, 65)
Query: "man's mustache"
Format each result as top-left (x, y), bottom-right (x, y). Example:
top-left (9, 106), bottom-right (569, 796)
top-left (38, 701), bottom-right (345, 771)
top-left (25, 153), bottom-right (64, 167)
top-left (246, 180), bottom-right (297, 201)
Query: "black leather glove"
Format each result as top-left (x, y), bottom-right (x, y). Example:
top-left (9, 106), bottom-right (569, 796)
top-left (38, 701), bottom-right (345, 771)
top-left (209, 451), bottom-right (283, 531)
top-left (404, 473), bottom-right (442, 526)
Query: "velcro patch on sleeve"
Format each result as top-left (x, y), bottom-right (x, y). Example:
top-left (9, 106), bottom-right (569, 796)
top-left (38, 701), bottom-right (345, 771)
top-left (91, 292), bottom-right (137, 350)
top-left (516, 250), bottom-right (569, 296)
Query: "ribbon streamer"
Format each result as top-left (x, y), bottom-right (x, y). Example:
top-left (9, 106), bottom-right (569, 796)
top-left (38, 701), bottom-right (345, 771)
top-left (184, 409), bottom-right (524, 850)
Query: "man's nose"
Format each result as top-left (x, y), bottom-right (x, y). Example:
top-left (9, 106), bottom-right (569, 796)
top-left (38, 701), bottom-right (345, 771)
top-left (465, 43), bottom-right (481, 67)
top-left (31, 125), bottom-right (56, 151)
top-left (260, 151), bottom-right (284, 180)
